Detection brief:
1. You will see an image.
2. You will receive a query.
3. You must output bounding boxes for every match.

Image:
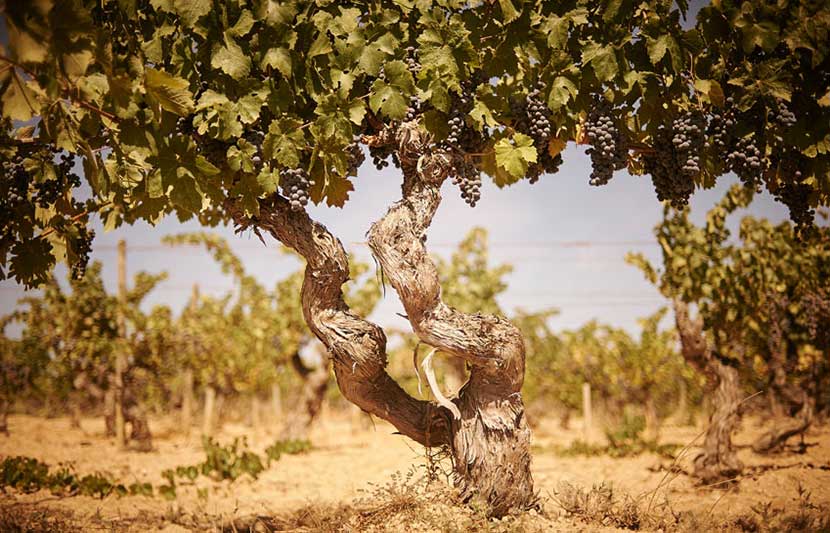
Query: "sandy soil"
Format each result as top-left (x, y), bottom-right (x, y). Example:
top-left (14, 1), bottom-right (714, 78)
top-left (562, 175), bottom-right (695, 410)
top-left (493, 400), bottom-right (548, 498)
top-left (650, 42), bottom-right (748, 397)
top-left (0, 411), bottom-right (828, 531)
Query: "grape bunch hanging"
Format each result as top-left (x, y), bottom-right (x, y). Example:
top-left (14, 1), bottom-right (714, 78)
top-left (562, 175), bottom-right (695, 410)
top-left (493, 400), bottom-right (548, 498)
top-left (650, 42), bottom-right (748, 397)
top-left (404, 47), bottom-right (422, 122)
top-left (584, 99), bottom-right (628, 186)
top-left (671, 111), bottom-right (705, 179)
top-left (450, 158), bottom-right (482, 207)
top-left (281, 168), bottom-right (314, 211)
top-left (70, 226), bottom-right (95, 280)
top-left (644, 124), bottom-right (694, 207)
top-left (727, 135), bottom-right (764, 189)
top-left (346, 141), bottom-right (365, 176)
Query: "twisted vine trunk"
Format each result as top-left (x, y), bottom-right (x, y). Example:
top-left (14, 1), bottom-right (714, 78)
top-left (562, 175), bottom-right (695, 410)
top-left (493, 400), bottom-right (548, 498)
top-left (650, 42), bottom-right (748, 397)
top-left (753, 390), bottom-right (814, 453)
top-left (674, 301), bottom-right (743, 485)
top-left (228, 125), bottom-right (535, 516)
top-left (366, 126), bottom-right (535, 514)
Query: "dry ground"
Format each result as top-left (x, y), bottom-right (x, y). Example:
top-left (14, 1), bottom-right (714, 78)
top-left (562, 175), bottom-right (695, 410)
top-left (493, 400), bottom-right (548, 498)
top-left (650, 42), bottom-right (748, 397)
top-left (0, 410), bottom-right (828, 532)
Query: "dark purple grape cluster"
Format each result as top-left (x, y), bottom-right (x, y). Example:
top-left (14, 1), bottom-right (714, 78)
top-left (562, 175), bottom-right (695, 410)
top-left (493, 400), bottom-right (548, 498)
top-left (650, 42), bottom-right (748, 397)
top-left (527, 151), bottom-right (563, 184)
top-left (772, 100), bottom-right (796, 128)
top-left (526, 82), bottom-right (551, 148)
top-left (450, 158), bottom-right (481, 207)
top-left (405, 46), bottom-right (420, 76)
top-left (442, 79), bottom-right (477, 151)
top-left (706, 101), bottom-right (735, 153)
top-left (644, 125), bottom-right (694, 207)
top-left (584, 99), bottom-right (628, 186)
top-left (346, 141), bottom-right (365, 175)
top-left (34, 179), bottom-right (62, 207)
top-left (727, 135), bottom-right (764, 188)
top-left (177, 116), bottom-right (195, 135)
top-left (405, 95), bottom-right (421, 122)
top-left (369, 143), bottom-right (397, 170)
top-left (281, 167), bottom-right (314, 211)
top-left (777, 180), bottom-right (814, 232)
top-left (671, 111), bottom-right (705, 178)
top-left (772, 154), bottom-right (814, 231)
top-left (70, 227), bottom-right (95, 280)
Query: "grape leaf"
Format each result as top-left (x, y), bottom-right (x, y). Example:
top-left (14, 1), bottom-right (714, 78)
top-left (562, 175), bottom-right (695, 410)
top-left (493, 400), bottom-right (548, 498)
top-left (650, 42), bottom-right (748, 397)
top-left (145, 68), bottom-right (194, 116)
top-left (494, 134), bottom-right (537, 180)
top-left (212, 34), bottom-right (252, 80)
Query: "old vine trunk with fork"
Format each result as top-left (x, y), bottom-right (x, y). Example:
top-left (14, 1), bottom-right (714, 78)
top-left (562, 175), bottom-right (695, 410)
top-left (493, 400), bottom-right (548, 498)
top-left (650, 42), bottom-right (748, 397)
top-left (228, 123), bottom-right (535, 517)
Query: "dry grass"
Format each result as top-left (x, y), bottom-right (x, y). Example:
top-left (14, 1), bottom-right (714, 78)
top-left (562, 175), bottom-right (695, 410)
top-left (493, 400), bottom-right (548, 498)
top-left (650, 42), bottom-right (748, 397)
top-left (0, 502), bottom-right (80, 533)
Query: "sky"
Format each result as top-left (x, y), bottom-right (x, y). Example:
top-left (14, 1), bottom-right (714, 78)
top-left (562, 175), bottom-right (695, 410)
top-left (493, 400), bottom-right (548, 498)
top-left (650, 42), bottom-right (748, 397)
top-left (0, 0), bottom-right (796, 336)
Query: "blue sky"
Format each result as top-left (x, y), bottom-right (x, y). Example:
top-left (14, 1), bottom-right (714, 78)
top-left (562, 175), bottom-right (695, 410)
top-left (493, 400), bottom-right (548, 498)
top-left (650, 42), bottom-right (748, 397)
top-left (0, 0), bottom-right (794, 335)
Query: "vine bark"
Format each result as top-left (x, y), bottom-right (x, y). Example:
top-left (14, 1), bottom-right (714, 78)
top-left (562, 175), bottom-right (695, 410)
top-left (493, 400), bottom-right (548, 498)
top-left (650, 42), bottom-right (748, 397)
top-left (227, 123), bottom-right (536, 516)
top-left (674, 300), bottom-right (743, 484)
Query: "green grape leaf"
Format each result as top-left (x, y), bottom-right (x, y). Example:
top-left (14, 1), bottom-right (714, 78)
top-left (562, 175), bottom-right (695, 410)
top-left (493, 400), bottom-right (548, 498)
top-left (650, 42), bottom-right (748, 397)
top-left (261, 47), bottom-right (292, 78)
top-left (494, 133), bottom-right (537, 180)
top-left (211, 34), bottom-right (252, 80)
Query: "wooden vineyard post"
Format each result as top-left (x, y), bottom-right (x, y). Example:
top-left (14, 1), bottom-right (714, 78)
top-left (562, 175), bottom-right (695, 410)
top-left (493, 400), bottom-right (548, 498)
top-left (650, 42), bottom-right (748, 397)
top-left (582, 382), bottom-right (593, 443)
top-left (115, 239), bottom-right (127, 449)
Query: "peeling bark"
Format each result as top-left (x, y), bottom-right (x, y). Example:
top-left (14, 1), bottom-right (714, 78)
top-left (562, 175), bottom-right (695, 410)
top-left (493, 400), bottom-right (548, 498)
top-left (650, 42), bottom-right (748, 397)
top-left (753, 392), bottom-right (813, 453)
top-left (674, 300), bottom-right (743, 485)
top-left (227, 197), bottom-right (450, 450)
top-left (225, 123), bottom-right (537, 516)
top-left (227, 124), bottom-right (534, 517)
top-left (366, 125), bottom-right (536, 515)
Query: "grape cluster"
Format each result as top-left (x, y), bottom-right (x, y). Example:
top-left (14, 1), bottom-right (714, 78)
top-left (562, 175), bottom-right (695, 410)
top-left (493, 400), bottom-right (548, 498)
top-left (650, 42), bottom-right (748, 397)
top-left (727, 135), bottom-right (764, 188)
top-left (71, 227), bottom-right (95, 280)
top-left (405, 46), bottom-right (421, 76)
top-left (772, 100), bottom-right (796, 128)
top-left (644, 125), bottom-right (694, 207)
top-left (177, 116), bottom-right (195, 135)
top-left (369, 143), bottom-right (398, 170)
top-left (584, 100), bottom-right (628, 186)
top-left (345, 141), bottom-right (365, 175)
top-left (777, 181), bottom-right (814, 232)
top-left (773, 154), bottom-right (814, 231)
top-left (33, 153), bottom-right (80, 207)
top-left (405, 95), bottom-right (421, 122)
top-left (450, 158), bottom-right (481, 207)
top-left (707, 101), bottom-right (735, 153)
top-left (442, 79), bottom-right (477, 151)
top-left (2, 153), bottom-right (30, 204)
top-left (526, 82), bottom-right (551, 147)
top-left (280, 168), bottom-right (314, 211)
top-left (671, 111), bottom-right (705, 178)
top-left (527, 151), bottom-right (563, 184)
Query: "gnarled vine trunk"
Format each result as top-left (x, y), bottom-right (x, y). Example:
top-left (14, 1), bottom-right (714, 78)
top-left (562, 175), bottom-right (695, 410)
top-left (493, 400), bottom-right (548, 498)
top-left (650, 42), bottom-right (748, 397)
top-left (753, 389), bottom-right (814, 453)
top-left (227, 124), bottom-right (535, 517)
top-left (674, 300), bottom-right (743, 485)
